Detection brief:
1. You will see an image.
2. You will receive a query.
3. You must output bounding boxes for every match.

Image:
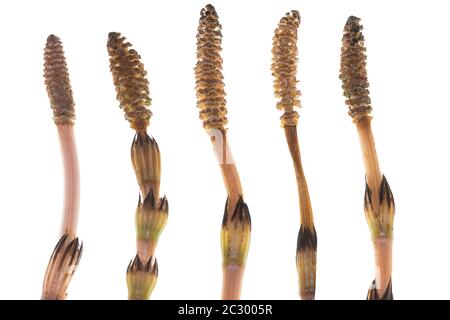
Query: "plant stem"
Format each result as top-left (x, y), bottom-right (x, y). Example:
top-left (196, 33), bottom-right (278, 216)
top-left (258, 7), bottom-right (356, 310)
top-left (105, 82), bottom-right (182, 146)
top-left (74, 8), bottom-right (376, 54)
top-left (340, 16), bottom-right (395, 299)
top-left (356, 117), bottom-right (392, 296)
top-left (355, 118), bottom-right (382, 201)
top-left (42, 35), bottom-right (82, 300)
top-left (222, 265), bottom-right (244, 300)
top-left (210, 130), bottom-right (243, 212)
top-left (210, 130), bottom-right (247, 300)
top-left (374, 235), bottom-right (393, 296)
top-left (271, 10), bottom-right (317, 300)
top-left (137, 241), bottom-right (156, 262)
top-left (57, 124), bottom-right (80, 238)
top-left (195, 5), bottom-right (251, 300)
top-left (284, 126), bottom-right (317, 300)
top-left (284, 126), bottom-right (314, 227)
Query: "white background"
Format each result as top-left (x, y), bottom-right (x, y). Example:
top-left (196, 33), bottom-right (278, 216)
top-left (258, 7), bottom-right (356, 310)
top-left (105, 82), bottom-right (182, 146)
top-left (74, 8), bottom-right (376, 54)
top-left (0, 0), bottom-right (447, 300)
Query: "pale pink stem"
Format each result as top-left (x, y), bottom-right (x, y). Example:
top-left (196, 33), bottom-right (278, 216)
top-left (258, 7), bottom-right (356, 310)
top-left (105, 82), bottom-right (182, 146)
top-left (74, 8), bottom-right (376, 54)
top-left (374, 236), bottom-right (393, 296)
top-left (222, 265), bottom-right (244, 300)
top-left (57, 125), bottom-right (80, 238)
top-left (137, 240), bottom-right (156, 263)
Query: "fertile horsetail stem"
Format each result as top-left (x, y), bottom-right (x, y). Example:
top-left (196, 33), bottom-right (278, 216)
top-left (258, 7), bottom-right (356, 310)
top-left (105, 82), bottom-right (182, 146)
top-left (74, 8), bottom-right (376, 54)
top-left (340, 16), bottom-right (395, 300)
top-left (107, 32), bottom-right (168, 300)
top-left (195, 4), bottom-right (251, 300)
top-left (272, 10), bottom-right (317, 300)
top-left (42, 35), bottom-right (82, 300)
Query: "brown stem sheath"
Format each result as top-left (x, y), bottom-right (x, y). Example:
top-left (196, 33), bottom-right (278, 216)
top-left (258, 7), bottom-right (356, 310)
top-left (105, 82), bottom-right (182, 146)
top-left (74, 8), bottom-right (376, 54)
top-left (136, 127), bottom-right (159, 199)
top-left (57, 125), bottom-right (80, 238)
top-left (41, 234), bottom-right (82, 300)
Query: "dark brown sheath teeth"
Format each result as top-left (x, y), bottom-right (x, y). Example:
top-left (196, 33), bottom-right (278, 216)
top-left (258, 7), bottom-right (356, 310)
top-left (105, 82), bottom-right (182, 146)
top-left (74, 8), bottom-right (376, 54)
top-left (127, 254), bottom-right (158, 274)
top-left (366, 278), bottom-right (393, 300)
top-left (42, 234), bottom-right (83, 300)
top-left (297, 224), bottom-right (317, 252)
top-left (222, 196), bottom-right (251, 229)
